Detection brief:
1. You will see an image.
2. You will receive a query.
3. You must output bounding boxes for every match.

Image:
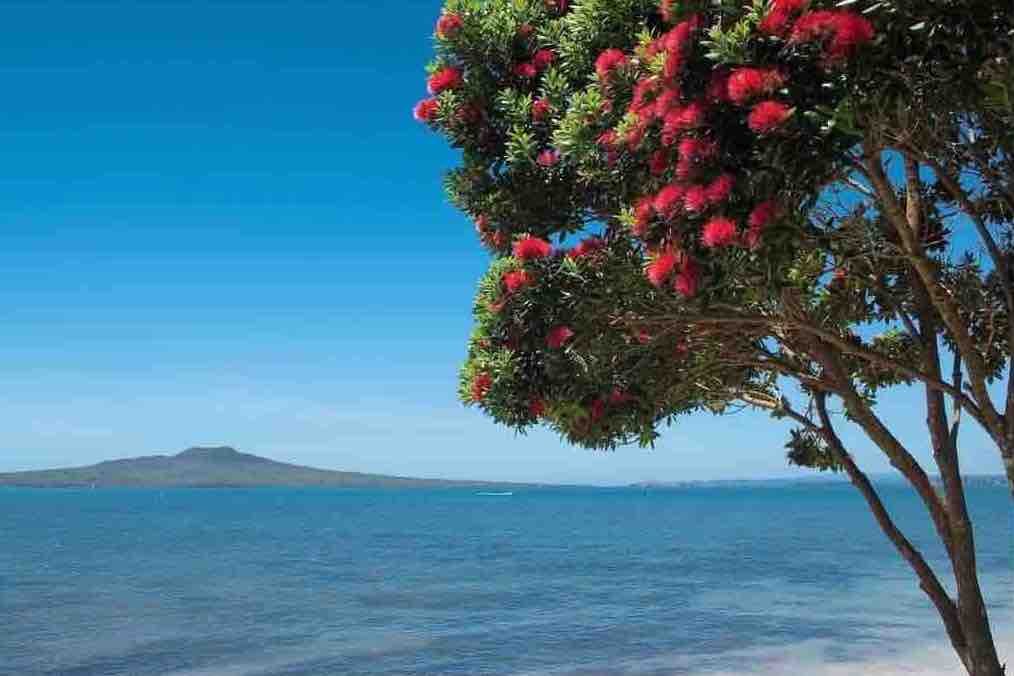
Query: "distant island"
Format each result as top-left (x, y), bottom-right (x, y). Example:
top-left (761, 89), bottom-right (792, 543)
top-left (0, 446), bottom-right (534, 489)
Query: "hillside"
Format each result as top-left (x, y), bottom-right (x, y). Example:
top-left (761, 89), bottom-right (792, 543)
top-left (0, 446), bottom-right (528, 489)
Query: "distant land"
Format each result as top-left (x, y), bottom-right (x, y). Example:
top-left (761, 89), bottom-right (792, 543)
top-left (0, 446), bottom-right (536, 489)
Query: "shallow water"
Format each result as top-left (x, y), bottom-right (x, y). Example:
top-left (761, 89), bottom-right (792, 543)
top-left (1, 484), bottom-right (1010, 675)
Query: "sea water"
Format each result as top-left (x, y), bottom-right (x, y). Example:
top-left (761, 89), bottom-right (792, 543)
top-left (1, 484), bottom-right (1010, 675)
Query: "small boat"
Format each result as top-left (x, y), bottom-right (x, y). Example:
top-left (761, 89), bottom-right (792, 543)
top-left (476, 491), bottom-right (514, 496)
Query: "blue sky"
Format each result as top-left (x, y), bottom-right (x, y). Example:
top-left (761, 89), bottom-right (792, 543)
top-left (0, 0), bottom-right (1005, 484)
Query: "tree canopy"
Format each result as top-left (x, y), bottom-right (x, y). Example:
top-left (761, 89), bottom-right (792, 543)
top-left (417, 2), bottom-right (1012, 674)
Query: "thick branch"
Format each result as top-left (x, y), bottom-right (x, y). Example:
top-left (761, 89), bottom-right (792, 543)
top-left (639, 313), bottom-right (988, 429)
top-left (813, 392), bottom-right (971, 671)
top-left (812, 340), bottom-right (956, 559)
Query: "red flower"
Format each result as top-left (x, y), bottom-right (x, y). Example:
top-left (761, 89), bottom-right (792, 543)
top-left (748, 100), bottom-right (793, 133)
top-left (547, 325), bottom-right (575, 349)
top-left (631, 78), bottom-right (663, 115)
top-left (471, 373), bottom-right (493, 402)
top-left (529, 399), bottom-right (547, 418)
top-left (727, 68), bottom-right (785, 105)
top-left (503, 270), bottom-right (532, 294)
top-left (790, 11), bottom-right (875, 61)
top-left (633, 196), bottom-right (655, 238)
top-left (596, 49), bottom-right (627, 81)
top-left (744, 225), bottom-right (764, 250)
top-left (609, 388), bottom-right (633, 405)
top-left (748, 200), bottom-right (780, 229)
top-left (745, 200), bottom-right (779, 249)
top-left (675, 157), bottom-right (697, 182)
top-left (413, 98), bottom-right (440, 122)
top-left (436, 13), bottom-right (464, 39)
top-left (653, 88), bottom-right (682, 120)
top-left (517, 23), bottom-right (535, 38)
top-left (646, 250), bottom-right (680, 287)
top-left (533, 49), bottom-right (556, 71)
top-left (428, 67), bottom-right (463, 95)
top-left (626, 122), bottom-right (647, 151)
top-left (537, 149), bottom-right (561, 167)
top-left (759, 0), bottom-right (809, 36)
top-left (701, 217), bottom-right (739, 248)
top-left (684, 185), bottom-right (709, 213)
top-left (569, 237), bottom-right (606, 259)
top-left (589, 397), bottom-right (607, 422)
top-left (513, 236), bottom-right (553, 260)
top-left (662, 100), bottom-right (707, 143)
top-left (663, 50), bottom-right (686, 81)
top-left (514, 61), bottom-right (538, 79)
top-left (678, 137), bottom-right (716, 161)
top-left (673, 259), bottom-right (701, 298)
top-left (654, 184), bottom-right (685, 220)
top-left (597, 130), bottom-right (618, 148)
top-left (474, 214), bottom-right (490, 234)
top-left (649, 150), bottom-right (671, 176)
top-left (705, 173), bottom-right (735, 205)
top-left (660, 19), bottom-right (699, 80)
top-left (636, 329), bottom-right (653, 345)
top-left (532, 98), bottom-right (552, 122)
top-left (489, 231), bottom-right (508, 250)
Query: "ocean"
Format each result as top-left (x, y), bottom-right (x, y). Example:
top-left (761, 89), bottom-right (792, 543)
top-left (1, 484), bottom-right (1010, 675)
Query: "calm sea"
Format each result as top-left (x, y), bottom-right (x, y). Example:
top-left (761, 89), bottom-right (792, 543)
top-left (1, 484), bottom-right (1010, 675)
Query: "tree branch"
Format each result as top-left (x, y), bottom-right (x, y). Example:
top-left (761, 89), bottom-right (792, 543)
top-left (813, 392), bottom-right (971, 672)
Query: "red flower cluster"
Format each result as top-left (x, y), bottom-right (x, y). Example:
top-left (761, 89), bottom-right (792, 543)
top-left (653, 184), bottom-right (686, 220)
top-left (648, 149), bottom-right (670, 176)
top-left (513, 236), bottom-right (553, 260)
top-left (790, 11), bottom-right (875, 61)
top-left (514, 62), bottom-right (538, 79)
top-left (748, 101), bottom-right (792, 133)
top-left (436, 12), bottom-right (463, 39)
top-left (727, 68), bottom-right (785, 105)
top-left (537, 149), bottom-right (561, 167)
top-left (413, 98), bottom-right (439, 122)
top-left (646, 250), bottom-right (680, 287)
top-left (532, 98), bottom-right (552, 122)
top-left (528, 398), bottom-right (546, 418)
top-left (701, 217), bottom-right (739, 248)
top-left (759, 0), bottom-right (809, 36)
top-left (546, 325), bottom-right (575, 349)
top-left (502, 270), bottom-right (532, 294)
top-left (674, 259), bottom-right (701, 298)
top-left (427, 67), bottom-right (462, 95)
top-left (705, 173), bottom-right (735, 205)
top-left (533, 49), bottom-right (556, 70)
top-left (595, 49), bottom-right (627, 81)
top-left (516, 49), bottom-right (557, 81)
top-left (662, 101), bottom-right (708, 145)
top-left (745, 200), bottom-right (779, 248)
top-left (471, 372), bottom-right (493, 402)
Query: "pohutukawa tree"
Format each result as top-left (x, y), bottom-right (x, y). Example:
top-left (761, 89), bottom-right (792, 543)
top-left (416, 1), bottom-right (1013, 673)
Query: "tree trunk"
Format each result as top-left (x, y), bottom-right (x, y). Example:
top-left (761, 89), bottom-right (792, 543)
top-left (1003, 442), bottom-right (1014, 501)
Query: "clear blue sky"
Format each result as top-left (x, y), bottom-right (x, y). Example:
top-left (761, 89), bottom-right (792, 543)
top-left (0, 0), bottom-right (1004, 484)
